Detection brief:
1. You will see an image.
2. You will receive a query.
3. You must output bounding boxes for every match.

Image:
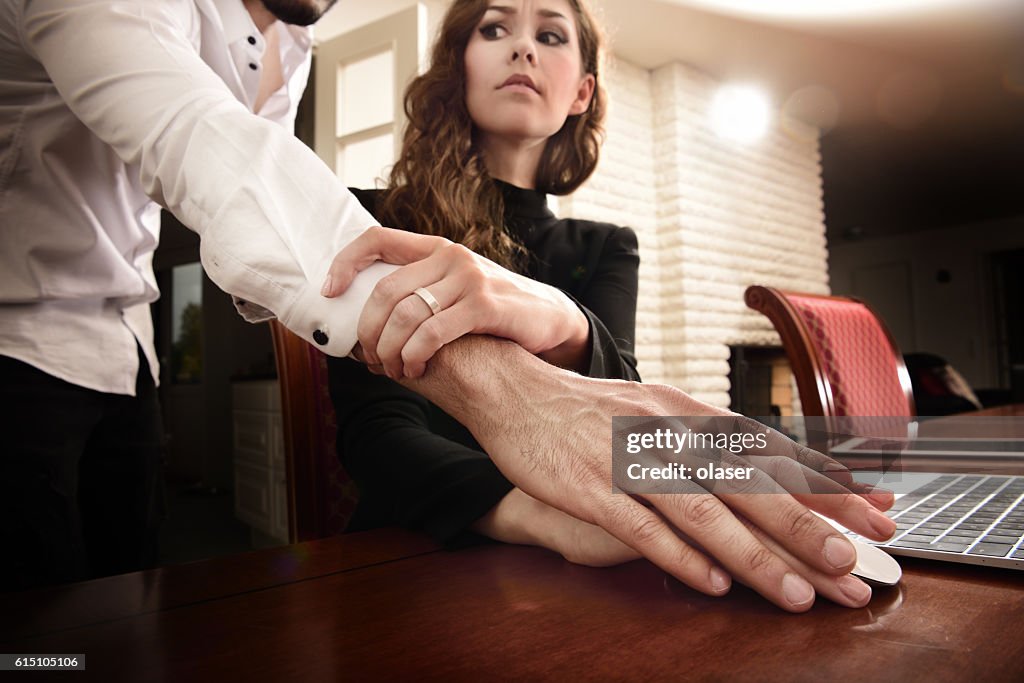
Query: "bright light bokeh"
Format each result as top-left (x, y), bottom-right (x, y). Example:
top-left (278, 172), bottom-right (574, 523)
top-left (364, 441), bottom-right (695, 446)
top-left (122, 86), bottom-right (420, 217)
top-left (710, 85), bottom-right (771, 143)
top-left (679, 0), bottom-right (986, 20)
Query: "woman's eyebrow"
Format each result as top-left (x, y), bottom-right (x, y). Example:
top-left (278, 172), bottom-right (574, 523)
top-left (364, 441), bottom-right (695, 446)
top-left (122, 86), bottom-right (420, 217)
top-left (538, 9), bottom-right (568, 20)
top-left (484, 5), bottom-right (569, 21)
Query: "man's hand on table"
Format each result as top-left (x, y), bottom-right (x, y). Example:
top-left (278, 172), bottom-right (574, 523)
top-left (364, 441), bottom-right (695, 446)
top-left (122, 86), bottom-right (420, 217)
top-left (398, 336), bottom-right (897, 613)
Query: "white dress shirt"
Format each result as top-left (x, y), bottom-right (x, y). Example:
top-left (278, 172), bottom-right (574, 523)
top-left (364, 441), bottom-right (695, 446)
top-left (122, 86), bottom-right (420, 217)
top-left (0, 0), bottom-right (395, 395)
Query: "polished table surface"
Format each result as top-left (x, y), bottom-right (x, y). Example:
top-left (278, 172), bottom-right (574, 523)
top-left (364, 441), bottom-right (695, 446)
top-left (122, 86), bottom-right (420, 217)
top-left (3, 408), bottom-right (1023, 682)
top-left (968, 404), bottom-right (1024, 417)
top-left (2, 526), bottom-right (1023, 682)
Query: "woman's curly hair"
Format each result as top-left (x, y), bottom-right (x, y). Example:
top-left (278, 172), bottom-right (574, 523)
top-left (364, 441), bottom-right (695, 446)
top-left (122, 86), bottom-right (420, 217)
top-left (375, 0), bottom-right (606, 271)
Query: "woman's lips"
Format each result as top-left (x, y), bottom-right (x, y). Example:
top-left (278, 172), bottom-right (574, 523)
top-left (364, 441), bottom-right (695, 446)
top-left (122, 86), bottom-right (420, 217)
top-left (500, 74), bottom-right (539, 93)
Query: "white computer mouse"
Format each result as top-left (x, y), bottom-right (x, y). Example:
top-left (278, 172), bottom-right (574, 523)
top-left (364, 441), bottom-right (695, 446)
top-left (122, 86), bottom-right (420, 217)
top-left (848, 537), bottom-right (902, 587)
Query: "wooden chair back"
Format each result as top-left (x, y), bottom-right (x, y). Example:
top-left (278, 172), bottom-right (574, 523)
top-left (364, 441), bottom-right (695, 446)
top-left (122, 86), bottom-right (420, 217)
top-left (744, 285), bottom-right (915, 418)
top-left (269, 321), bottom-right (358, 542)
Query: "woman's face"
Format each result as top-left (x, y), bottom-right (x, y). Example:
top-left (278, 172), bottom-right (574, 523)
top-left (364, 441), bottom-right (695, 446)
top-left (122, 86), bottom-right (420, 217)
top-left (464, 0), bottom-right (595, 150)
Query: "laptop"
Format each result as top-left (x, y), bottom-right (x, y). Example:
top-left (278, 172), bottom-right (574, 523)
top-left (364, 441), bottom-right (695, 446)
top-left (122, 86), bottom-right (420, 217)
top-left (836, 471), bottom-right (1024, 570)
top-left (796, 416), bottom-right (1024, 570)
top-left (829, 437), bottom-right (1024, 460)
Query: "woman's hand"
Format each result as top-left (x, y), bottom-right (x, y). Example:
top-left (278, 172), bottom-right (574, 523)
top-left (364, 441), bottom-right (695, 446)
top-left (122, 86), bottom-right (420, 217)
top-left (473, 487), bottom-right (641, 568)
top-left (322, 226), bottom-right (590, 379)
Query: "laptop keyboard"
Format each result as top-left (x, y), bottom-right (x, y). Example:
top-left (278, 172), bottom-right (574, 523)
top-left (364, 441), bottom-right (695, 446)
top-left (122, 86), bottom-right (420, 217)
top-left (862, 475), bottom-right (1024, 560)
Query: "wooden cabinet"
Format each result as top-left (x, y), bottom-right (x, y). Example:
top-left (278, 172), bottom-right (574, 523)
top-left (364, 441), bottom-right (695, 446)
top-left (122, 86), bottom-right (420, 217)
top-left (232, 380), bottom-right (288, 544)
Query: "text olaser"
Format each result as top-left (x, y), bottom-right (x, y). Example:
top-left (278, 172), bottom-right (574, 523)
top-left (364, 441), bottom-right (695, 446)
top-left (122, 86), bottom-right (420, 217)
top-left (626, 463), bottom-right (756, 481)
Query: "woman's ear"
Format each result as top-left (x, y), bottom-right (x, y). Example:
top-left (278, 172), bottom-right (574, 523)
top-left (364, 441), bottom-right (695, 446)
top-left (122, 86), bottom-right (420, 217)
top-left (568, 73), bottom-right (596, 116)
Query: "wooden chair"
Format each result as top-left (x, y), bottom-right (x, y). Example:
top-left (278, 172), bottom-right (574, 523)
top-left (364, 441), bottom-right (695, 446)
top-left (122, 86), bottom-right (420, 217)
top-left (269, 320), bottom-right (358, 542)
top-left (744, 285), bottom-right (915, 418)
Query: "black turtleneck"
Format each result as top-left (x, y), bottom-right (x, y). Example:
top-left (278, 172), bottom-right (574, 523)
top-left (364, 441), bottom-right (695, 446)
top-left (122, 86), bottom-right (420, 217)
top-left (327, 183), bottom-right (640, 546)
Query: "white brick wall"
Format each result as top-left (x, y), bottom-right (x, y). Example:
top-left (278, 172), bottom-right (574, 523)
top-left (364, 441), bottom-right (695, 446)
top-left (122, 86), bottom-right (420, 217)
top-left (561, 60), bottom-right (829, 408)
top-left (559, 59), bottom-right (664, 381)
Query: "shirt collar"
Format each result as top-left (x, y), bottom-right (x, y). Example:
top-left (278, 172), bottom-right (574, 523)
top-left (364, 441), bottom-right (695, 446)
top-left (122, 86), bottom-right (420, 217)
top-left (285, 23), bottom-right (313, 53)
top-left (495, 180), bottom-right (555, 222)
top-left (212, 0), bottom-right (313, 47)
top-left (212, 0), bottom-right (260, 45)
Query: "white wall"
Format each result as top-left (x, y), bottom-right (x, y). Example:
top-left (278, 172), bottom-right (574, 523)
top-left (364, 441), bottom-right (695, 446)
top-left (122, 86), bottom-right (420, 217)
top-left (562, 60), bottom-right (828, 407)
top-left (557, 60), bottom-right (665, 382)
top-left (829, 215), bottom-right (1024, 389)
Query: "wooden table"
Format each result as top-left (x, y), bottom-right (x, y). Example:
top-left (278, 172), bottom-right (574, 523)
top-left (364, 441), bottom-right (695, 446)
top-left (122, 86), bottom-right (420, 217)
top-left (2, 522), bottom-right (1023, 682)
top-left (4, 408), bottom-right (1023, 681)
top-left (968, 404), bottom-right (1024, 417)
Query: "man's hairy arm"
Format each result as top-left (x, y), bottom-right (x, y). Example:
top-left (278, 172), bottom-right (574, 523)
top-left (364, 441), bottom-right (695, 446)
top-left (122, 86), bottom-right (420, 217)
top-left (398, 335), bottom-right (896, 612)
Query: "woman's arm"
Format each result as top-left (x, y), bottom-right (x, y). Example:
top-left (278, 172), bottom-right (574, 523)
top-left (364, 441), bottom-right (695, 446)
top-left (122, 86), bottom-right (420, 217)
top-left (330, 355), bottom-right (642, 565)
top-left (321, 227), bottom-right (601, 379)
top-left (564, 225), bottom-right (641, 382)
top-left (328, 355), bottom-right (513, 544)
top-left (471, 487), bottom-right (639, 567)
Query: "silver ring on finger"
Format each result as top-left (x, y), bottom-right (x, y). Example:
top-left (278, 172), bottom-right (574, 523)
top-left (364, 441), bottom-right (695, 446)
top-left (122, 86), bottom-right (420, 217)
top-left (412, 287), bottom-right (442, 316)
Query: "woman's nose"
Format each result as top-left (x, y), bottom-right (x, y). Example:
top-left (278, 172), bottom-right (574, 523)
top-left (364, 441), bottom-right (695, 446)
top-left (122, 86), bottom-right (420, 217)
top-left (510, 35), bottom-right (537, 65)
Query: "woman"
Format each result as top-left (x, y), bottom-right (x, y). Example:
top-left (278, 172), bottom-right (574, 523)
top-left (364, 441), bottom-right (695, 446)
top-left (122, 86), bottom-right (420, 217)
top-left (325, 0), bottom-right (885, 612)
top-left (326, 0), bottom-right (642, 565)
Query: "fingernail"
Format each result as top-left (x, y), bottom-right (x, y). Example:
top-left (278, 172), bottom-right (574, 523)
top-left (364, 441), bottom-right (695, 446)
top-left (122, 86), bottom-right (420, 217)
top-left (868, 508), bottom-right (897, 539)
top-left (837, 575), bottom-right (872, 606)
top-left (709, 566), bottom-right (731, 594)
top-left (320, 274), bottom-right (333, 297)
top-left (783, 572), bottom-right (815, 608)
top-left (824, 536), bottom-right (857, 570)
top-left (866, 489), bottom-right (894, 507)
top-left (822, 462), bottom-right (848, 472)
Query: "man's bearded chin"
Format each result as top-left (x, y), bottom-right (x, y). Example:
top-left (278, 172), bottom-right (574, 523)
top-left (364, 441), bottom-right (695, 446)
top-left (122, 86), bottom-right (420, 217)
top-left (261, 0), bottom-right (338, 26)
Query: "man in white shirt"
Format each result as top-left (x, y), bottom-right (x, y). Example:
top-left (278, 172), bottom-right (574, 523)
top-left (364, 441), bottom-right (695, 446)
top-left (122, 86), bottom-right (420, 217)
top-left (0, 0), bottom-right (893, 610)
top-left (0, 0), bottom-right (390, 590)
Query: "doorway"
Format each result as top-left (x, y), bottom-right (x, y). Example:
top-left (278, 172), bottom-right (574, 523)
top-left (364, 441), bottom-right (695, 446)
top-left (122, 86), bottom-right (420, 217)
top-left (991, 248), bottom-right (1024, 401)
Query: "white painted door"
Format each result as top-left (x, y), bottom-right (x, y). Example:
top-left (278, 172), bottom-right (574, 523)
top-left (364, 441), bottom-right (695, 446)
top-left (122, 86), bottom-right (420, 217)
top-left (314, 4), bottom-right (428, 189)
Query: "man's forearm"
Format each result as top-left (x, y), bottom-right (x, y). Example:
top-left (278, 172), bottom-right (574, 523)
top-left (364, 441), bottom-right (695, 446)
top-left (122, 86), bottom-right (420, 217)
top-left (396, 335), bottom-right (895, 613)
top-left (396, 334), bottom-right (645, 517)
top-left (398, 335), bottom-right (581, 447)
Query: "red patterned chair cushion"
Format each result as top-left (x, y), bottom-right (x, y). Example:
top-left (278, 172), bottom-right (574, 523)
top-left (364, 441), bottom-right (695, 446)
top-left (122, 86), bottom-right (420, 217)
top-left (787, 295), bottom-right (910, 416)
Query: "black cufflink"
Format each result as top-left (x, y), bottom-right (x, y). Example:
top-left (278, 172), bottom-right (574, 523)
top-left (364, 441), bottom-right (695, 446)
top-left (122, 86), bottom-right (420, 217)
top-left (249, 63), bottom-right (258, 70)
top-left (248, 36), bottom-right (257, 45)
top-left (312, 330), bottom-right (329, 346)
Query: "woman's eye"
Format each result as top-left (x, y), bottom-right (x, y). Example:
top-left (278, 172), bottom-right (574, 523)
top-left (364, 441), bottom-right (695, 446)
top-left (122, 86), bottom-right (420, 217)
top-left (537, 30), bottom-right (568, 46)
top-left (479, 23), bottom-right (508, 40)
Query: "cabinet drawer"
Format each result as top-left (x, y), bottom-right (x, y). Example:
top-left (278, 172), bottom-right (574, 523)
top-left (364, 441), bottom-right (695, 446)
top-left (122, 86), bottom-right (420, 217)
top-left (233, 412), bottom-right (270, 466)
top-left (234, 463), bottom-right (272, 531)
top-left (269, 415), bottom-right (286, 470)
top-left (270, 470), bottom-right (289, 543)
top-left (232, 380), bottom-right (278, 412)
